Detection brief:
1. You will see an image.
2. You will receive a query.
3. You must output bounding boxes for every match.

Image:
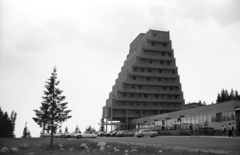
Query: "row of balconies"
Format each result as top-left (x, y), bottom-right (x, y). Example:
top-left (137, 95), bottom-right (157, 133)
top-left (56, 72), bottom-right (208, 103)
top-left (130, 72), bottom-right (178, 78)
top-left (120, 88), bottom-right (181, 95)
top-left (116, 96), bottom-right (182, 102)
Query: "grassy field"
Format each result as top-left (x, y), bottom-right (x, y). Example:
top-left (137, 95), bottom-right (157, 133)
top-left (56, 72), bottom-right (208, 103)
top-left (0, 138), bottom-right (228, 155)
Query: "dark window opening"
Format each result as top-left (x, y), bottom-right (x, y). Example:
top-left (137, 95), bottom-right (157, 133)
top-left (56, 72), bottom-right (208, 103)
top-left (167, 62), bottom-right (171, 65)
top-left (148, 69), bottom-right (151, 72)
top-left (162, 53), bottom-right (165, 56)
top-left (131, 94), bottom-right (134, 97)
top-left (144, 94), bottom-right (148, 98)
top-left (133, 76), bottom-right (136, 80)
top-left (149, 60), bottom-right (153, 64)
top-left (163, 43), bottom-right (167, 47)
top-left (158, 78), bottom-right (161, 81)
top-left (139, 86), bottom-right (142, 89)
top-left (134, 68), bottom-right (137, 71)
top-left (141, 68), bottom-right (144, 72)
top-left (152, 42), bottom-right (155, 46)
top-left (123, 93), bottom-right (127, 97)
top-left (153, 33), bottom-right (157, 37)
top-left (147, 77), bottom-right (150, 81)
top-left (132, 85), bottom-right (135, 89)
top-left (155, 95), bottom-right (158, 98)
top-left (159, 70), bottom-right (162, 73)
top-left (168, 53), bottom-right (172, 56)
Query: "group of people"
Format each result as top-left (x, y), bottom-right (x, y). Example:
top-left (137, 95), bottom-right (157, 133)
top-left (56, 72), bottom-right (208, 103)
top-left (189, 124), bottom-right (200, 137)
top-left (222, 122), bottom-right (237, 137)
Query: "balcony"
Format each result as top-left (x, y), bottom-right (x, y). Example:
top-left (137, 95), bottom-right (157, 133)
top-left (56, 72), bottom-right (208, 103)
top-left (120, 88), bottom-right (182, 95)
top-left (130, 72), bottom-right (178, 78)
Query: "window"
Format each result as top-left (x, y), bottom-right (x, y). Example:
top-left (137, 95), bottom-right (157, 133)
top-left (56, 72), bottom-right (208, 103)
top-left (169, 95), bottom-right (171, 99)
top-left (123, 93), bottom-right (127, 97)
top-left (143, 111), bottom-right (145, 114)
top-left (159, 70), bottom-right (162, 73)
top-left (130, 102), bottom-right (133, 106)
top-left (131, 94), bottom-right (134, 97)
top-left (162, 53), bottom-right (165, 56)
top-left (155, 95), bottom-right (158, 98)
top-left (143, 103), bottom-right (146, 106)
top-left (141, 68), bottom-right (144, 72)
top-left (167, 62), bottom-right (171, 65)
top-left (132, 85), bottom-right (135, 89)
top-left (175, 95), bottom-right (178, 99)
top-left (144, 94), bottom-right (148, 98)
top-left (158, 78), bottom-right (161, 81)
top-left (139, 94), bottom-right (141, 98)
top-left (139, 86), bottom-right (142, 89)
top-left (121, 110), bottom-right (125, 114)
top-left (163, 87), bottom-right (166, 90)
top-left (147, 77), bottom-right (150, 81)
top-left (173, 70), bottom-right (176, 74)
top-left (122, 102), bottom-right (126, 105)
top-left (163, 43), bottom-right (167, 47)
top-left (165, 78), bottom-right (168, 82)
top-left (148, 69), bottom-right (151, 72)
top-left (153, 33), bottom-right (157, 37)
top-left (176, 87), bottom-right (179, 91)
top-left (134, 68), bottom-right (137, 71)
top-left (154, 103), bottom-right (157, 106)
top-left (137, 103), bottom-right (140, 106)
top-left (149, 60), bottom-right (153, 64)
top-left (168, 53), bottom-right (172, 57)
top-left (152, 42), bottom-right (155, 46)
top-left (167, 103), bottom-right (170, 107)
top-left (170, 87), bottom-right (173, 90)
top-left (133, 76), bottom-right (136, 80)
top-left (160, 61), bottom-right (163, 65)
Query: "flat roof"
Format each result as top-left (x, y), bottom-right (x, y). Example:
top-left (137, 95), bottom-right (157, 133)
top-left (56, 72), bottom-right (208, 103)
top-left (131, 101), bottom-right (240, 124)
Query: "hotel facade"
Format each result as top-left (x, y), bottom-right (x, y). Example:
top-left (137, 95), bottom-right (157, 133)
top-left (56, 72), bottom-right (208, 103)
top-left (102, 29), bottom-right (185, 130)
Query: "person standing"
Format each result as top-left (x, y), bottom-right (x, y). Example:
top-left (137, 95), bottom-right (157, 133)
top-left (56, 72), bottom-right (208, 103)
top-left (195, 124), bottom-right (199, 136)
top-left (222, 125), bottom-right (226, 136)
top-left (232, 122), bottom-right (236, 137)
top-left (189, 124), bottom-right (193, 137)
top-left (228, 123), bottom-right (232, 137)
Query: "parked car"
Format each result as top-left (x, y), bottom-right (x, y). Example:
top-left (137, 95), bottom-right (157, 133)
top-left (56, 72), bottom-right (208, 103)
top-left (54, 132), bottom-right (64, 138)
top-left (110, 130), bottom-right (119, 137)
top-left (75, 131), bottom-right (97, 139)
top-left (40, 133), bottom-right (51, 137)
top-left (136, 129), bottom-right (157, 138)
top-left (97, 131), bottom-right (105, 136)
top-left (116, 130), bottom-right (134, 137)
top-left (103, 131), bottom-right (112, 137)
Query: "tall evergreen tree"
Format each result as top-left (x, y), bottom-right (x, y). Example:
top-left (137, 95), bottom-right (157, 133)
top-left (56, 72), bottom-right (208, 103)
top-left (0, 108), bottom-right (17, 138)
top-left (230, 89), bottom-right (235, 100)
top-left (216, 93), bottom-right (221, 103)
top-left (65, 126), bottom-right (68, 133)
top-left (33, 67), bottom-right (72, 147)
top-left (10, 111), bottom-right (17, 137)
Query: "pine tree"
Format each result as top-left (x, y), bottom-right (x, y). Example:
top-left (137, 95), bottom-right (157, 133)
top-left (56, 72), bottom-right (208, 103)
top-left (33, 67), bottom-right (72, 147)
top-left (22, 125), bottom-right (28, 138)
top-left (99, 118), bottom-right (105, 132)
top-left (75, 125), bottom-right (80, 133)
top-left (230, 89), bottom-right (235, 101)
top-left (235, 90), bottom-right (240, 100)
top-left (10, 111), bottom-right (17, 137)
top-left (65, 126), bottom-right (68, 133)
top-left (216, 93), bottom-right (221, 103)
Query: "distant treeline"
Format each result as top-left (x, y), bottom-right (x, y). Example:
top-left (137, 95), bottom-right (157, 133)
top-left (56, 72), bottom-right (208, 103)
top-left (216, 89), bottom-right (240, 103)
top-left (0, 107), bottom-right (17, 138)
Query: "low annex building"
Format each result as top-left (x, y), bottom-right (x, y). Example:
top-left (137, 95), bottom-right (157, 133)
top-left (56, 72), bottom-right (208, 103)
top-left (131, 100), bottom-right (240, 132)
top-left (102, 29), bottom-right (185, 130)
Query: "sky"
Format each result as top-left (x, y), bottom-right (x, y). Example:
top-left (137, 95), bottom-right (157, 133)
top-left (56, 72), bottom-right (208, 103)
top-left (0, 0), bottom-right (240, 138)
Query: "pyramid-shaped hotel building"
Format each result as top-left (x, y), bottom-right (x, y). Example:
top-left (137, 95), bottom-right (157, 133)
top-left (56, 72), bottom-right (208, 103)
top-left (102, 29), bottom-right (185, 130)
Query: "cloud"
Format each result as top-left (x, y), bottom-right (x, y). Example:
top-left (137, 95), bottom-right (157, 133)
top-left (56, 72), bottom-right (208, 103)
top-left (172, 0), bottom-right (240, 27)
